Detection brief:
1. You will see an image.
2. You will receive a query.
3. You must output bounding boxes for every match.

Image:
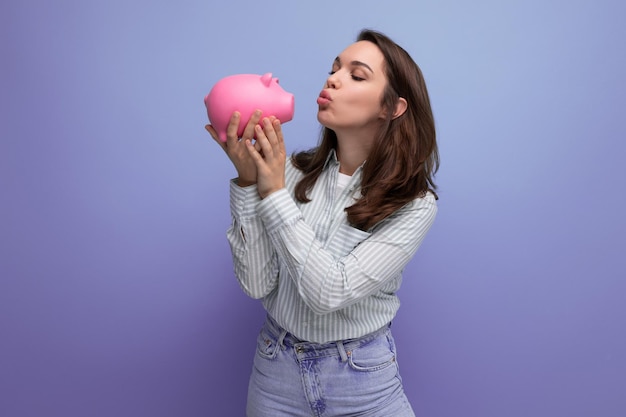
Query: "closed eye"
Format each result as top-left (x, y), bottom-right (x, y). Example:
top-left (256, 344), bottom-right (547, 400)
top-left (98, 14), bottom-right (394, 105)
top-left (328, 70), bottom-right (364, 81)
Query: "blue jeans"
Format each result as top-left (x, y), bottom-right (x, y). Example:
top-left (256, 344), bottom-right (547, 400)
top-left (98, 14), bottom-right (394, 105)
top-left (246, 315), bottom-right (415, 417)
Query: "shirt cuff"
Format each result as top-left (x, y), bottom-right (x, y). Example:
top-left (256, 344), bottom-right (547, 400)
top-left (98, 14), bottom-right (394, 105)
top-left (229, 179), bottom-right (261, 218)
top-left (256, 188), bottom-right (301, 231)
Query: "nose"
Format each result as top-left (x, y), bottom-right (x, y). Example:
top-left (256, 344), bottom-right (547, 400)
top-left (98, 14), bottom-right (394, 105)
top-left (326, 72), bottom-right (340, 89)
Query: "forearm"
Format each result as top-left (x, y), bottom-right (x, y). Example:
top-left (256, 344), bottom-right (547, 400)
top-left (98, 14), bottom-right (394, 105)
top-left (227, 218), bottom-right (278, 299)
top-left (228, 180), bottom-right (278, 298)
top-left (257, 189), bottom-right (438, 314)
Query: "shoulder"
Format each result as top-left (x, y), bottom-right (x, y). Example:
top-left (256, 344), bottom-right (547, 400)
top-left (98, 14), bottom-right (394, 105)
top-left (365, 191), bottom-right (437, 250)
top-left (401, 190), bottom-right (438, 213)
top-left (374, 191), bottom-right (437, 231)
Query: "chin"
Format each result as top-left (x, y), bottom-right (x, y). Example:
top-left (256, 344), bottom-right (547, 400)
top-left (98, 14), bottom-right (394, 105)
top-left (316, 112), bottom-right (328, 126)
top-left (316, 111), bottom-right (334, 129)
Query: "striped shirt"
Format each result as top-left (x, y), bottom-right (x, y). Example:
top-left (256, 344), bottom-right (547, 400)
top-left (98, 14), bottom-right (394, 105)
top-left (227, 150), bottom-right (437, 343)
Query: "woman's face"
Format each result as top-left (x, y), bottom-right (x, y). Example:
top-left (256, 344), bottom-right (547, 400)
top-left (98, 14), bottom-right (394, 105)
top-left (317, 41), bottom-right (388, 135)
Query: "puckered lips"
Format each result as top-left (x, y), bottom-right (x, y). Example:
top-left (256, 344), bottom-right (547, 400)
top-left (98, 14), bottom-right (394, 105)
top-left (317, 90), bottom-right (332, 106)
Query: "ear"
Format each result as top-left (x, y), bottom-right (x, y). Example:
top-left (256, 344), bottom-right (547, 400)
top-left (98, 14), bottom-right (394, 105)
top-left (391, 97), bottom-right (407, 120)
top-left (380, 97), bottom-right (408, 120)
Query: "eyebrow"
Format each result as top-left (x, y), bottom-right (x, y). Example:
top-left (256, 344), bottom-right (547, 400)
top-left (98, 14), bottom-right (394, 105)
top-left (334, 57), bottom-right (374, 74)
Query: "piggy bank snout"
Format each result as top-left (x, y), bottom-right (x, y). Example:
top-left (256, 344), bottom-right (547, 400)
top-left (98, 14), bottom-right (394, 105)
top-left (272, 92), bottom-right (295, 121)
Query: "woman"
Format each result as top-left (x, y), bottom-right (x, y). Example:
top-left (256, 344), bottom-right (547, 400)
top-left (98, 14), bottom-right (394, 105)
top-left (207, 29), bottom-right (438, 417)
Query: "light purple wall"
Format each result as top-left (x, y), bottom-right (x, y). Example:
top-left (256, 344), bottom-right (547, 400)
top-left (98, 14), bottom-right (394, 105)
top-left (2, 1), bottom-right (625, 416)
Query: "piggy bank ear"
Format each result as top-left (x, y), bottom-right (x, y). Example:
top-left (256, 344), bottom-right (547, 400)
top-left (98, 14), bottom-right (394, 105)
top-left (261, 73), bottom-right (273, 86)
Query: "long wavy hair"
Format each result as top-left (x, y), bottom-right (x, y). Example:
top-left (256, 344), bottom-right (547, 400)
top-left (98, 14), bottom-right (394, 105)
top-left (292, 29), bottom-right (439, 231)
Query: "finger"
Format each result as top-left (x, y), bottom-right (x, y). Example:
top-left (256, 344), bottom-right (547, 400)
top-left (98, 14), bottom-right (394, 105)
top-left (205, 124), bottom-right (217, 138)
top-left (254, 124), bottom-right (273, 157)
top-left (242, 109), bottom-right (263, 140)
top-left (245, 139), bottom-right (265, 165)
top-left (271, 119), bottom-right (285, 152)
top-left (257, 122), bottom-right (279, 161)
top-left (206, 125), bottom-right (227, 151)
top-left (225, 112), bottom-right (241, 145)
top-left (261, 117), bottom-right (279, 147)
top-left (272, 119), bottom-right (285, 144)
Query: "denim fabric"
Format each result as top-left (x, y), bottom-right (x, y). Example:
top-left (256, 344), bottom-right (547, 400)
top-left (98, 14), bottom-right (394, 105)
top-left (246, 316), bottom-right (415, 417)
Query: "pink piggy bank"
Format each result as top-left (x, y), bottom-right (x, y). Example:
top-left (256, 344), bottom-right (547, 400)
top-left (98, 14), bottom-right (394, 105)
top-left (204, 73), bottom-right (295, 142)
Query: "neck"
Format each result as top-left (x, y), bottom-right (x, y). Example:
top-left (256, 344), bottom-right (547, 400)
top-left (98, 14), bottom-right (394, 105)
top-left (335, 131), bottom-right (374, 176)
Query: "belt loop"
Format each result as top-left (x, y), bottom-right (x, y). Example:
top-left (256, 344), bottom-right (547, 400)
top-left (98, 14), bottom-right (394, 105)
top-left (337, 340), bottom-right (348, 362)
top-left (277, 330), bottom-right (288, 350)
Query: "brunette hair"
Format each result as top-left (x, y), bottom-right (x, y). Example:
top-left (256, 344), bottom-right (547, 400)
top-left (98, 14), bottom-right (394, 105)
top-left (292, 29), bottom-right (439, 231)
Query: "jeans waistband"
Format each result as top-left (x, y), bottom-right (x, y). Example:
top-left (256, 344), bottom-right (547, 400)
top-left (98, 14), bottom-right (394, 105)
top-left (263, 315), bottom-right (390, 362)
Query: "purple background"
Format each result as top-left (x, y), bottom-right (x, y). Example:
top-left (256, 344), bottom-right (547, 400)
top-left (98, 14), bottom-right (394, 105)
top-left (2, 0), bottom-right (625, 416)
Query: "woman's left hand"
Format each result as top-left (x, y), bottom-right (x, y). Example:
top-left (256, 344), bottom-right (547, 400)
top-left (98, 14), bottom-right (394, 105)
top-left (245, 117), bottom-right (286, 199)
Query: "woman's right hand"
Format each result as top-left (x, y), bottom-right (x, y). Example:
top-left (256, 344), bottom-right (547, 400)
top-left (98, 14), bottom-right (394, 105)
top-left (205, 110), bottom-right (263, 187)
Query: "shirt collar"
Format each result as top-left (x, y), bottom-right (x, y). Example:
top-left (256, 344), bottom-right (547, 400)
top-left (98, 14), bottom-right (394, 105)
top-left (322, 148), bottom-right (340, 170)
top-left (322, 148), bottom-right (366, 177)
